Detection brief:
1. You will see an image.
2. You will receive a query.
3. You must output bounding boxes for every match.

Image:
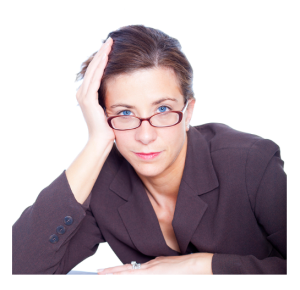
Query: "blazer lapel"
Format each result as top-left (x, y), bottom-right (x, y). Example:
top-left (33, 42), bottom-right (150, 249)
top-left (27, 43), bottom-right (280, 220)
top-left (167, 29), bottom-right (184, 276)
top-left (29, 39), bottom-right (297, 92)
top-left (110, 125), bottom-right (219, 256)
top-left (172, 126), bottom-right (219, 254)
top-left (171, 180), bottom-right (209, 254)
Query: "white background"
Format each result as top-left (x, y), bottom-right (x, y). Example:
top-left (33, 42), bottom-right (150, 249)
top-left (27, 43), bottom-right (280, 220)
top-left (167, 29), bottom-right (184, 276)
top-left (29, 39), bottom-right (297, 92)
top-left (2, 0), bottom-right (299, 288)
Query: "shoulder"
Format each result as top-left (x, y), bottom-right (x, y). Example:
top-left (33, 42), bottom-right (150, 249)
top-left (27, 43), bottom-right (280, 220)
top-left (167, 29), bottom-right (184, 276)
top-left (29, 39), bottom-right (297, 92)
top-left (193, 122), bottom-right (282, 188)
top-left (193, 123), bottom-right (284, 203)
top-left (193, 122), bottom-right (280, 157)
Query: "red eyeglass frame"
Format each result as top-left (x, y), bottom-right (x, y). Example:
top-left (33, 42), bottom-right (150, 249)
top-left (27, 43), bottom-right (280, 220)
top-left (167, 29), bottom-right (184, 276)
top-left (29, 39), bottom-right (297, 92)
top-left (105, 101), bottom-right (189, 131)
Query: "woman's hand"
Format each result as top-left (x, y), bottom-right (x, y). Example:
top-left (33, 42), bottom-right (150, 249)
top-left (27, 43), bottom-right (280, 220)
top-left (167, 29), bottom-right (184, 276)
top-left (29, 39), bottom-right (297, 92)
top-left (76, 37), bottom-right (115, 143)
top-left (97, 253), bottom-right (214, 275)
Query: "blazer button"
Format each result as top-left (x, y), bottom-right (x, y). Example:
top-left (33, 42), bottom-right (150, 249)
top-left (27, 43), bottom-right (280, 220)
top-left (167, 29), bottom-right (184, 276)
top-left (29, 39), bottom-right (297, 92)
top-left (56, 225), bottom-right (66, 235)
top-left (49, 234), bottom-right (59, 244)
top-left (64, 216), bottom-right (73, 226)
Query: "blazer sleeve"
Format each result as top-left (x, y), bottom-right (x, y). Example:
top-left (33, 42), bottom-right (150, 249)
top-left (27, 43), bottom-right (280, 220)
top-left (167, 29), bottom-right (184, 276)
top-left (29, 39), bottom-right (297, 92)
top-left (12, 170), bottom-right (106, 274)
top-left (212, 139), bottom-right (287, 274)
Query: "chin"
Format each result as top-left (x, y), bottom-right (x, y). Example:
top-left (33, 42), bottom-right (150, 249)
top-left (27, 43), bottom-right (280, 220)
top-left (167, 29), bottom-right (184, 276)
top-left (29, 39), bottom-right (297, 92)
top-left (131, 162), bottom-right (165, 178)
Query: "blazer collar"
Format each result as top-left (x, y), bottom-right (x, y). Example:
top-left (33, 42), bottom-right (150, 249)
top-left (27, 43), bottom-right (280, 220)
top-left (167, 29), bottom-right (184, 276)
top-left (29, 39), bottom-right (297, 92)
top-left (109, 125), bottom-right (219, 256)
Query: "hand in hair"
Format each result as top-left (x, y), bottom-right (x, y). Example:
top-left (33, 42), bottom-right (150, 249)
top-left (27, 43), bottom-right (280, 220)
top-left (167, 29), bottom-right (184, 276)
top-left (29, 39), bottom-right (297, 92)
top-left (76, 37), bottom-right (115, 143)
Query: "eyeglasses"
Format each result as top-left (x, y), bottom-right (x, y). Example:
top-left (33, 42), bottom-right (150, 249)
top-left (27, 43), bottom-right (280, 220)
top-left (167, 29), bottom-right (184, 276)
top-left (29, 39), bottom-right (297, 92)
top-left (105, 101), bottom-right (189, 131)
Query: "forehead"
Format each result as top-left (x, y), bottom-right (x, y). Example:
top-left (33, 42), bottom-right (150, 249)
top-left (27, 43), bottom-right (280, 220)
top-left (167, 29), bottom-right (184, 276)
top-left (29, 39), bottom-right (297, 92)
top-left (105, 67), bottom-right (183, 106)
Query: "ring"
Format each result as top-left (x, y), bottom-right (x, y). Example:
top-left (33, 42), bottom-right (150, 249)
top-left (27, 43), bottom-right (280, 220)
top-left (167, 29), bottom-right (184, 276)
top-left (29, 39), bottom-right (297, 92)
top-left (131, 261), bottom-right (141, 270)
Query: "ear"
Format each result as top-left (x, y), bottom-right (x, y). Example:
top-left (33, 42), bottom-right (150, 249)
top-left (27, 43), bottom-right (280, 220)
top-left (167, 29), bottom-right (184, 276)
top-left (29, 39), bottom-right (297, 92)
top-left (185, 99), bottom-right (196, 132)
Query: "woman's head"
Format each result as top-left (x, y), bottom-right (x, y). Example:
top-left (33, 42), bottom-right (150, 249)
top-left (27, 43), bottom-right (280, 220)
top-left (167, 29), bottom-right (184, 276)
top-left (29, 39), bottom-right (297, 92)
top-left (77, 25), bottom-right (194, 109)
top-left (77, 25), bottom-right (196, 179)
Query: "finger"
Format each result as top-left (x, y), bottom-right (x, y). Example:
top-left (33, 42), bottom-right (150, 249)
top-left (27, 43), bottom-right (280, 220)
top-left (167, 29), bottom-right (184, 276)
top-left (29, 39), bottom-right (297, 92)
top-left (81, 37), bottom-right (113, 95)
top-left (97, 263), bottom-right (132, 275)
top-left (85, 37), bottom-right (112, 77)
top-left (84, 37), bottom-right (112, 82)
top-left (81, 40), bottom-right (112, 96)
top-left (84, 53), bottom-right (108, 102)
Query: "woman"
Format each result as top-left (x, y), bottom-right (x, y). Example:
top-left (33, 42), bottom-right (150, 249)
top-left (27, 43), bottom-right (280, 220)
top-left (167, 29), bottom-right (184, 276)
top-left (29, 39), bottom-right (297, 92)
top-left (12, 25), bottom-right (286, 274)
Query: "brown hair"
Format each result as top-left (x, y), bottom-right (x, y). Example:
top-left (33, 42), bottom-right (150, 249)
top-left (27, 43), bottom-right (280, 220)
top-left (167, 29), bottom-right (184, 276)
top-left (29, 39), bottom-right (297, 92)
top-left (76, 25), bottom-right (194, 109)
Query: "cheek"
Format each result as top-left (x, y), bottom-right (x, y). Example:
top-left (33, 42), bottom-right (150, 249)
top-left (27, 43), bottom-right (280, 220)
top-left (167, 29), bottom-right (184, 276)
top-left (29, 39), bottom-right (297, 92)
top-left (164, 125), bottom-right (186, 152)
top-left (162, 127), bottom-right (180, 143)
top-left (114, 131), bottom-right (134, 154)
top-left (155, 125), bottom-right (186, 160)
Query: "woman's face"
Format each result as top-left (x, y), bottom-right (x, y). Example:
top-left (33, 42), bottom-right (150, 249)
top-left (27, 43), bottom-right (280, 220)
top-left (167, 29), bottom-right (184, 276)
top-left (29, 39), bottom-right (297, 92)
top-left (105, 67), bottom-right (195, 178)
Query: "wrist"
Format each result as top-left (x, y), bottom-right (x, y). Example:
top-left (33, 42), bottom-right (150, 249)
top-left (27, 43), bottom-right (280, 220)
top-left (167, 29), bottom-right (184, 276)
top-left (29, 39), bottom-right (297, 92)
top-left (87, 136), bottom-right (114, 152)
top-left (88, 128), bottom-right (115, 146)
top-left (190, 253), bottom-right (214, 275)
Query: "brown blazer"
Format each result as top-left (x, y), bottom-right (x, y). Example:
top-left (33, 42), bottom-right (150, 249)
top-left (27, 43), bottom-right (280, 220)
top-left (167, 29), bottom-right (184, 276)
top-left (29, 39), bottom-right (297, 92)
top-left (12, 123), bottom-right (287, 274)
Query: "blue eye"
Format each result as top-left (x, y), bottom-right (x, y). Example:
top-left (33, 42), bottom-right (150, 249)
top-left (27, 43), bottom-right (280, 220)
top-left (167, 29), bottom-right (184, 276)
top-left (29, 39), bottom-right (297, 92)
top-left (120, 110), bottom-right (132, 116)
top-left (158, 106), bottom-right (170, 113)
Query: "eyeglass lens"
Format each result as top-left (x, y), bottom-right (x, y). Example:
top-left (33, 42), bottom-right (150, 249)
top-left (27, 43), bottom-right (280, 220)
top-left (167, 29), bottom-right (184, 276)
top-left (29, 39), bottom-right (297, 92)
top-left (111, 112), bottom-right (180, 130)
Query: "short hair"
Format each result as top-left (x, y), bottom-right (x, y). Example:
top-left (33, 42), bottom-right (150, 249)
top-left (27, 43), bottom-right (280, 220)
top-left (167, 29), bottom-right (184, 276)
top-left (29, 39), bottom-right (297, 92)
top-left (76, 25), bottom-right (194, 109)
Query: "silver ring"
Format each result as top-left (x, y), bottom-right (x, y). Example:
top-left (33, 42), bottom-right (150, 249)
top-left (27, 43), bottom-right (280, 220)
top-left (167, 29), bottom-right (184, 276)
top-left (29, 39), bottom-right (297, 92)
top-left (131, 261), bottom-right (141, 270)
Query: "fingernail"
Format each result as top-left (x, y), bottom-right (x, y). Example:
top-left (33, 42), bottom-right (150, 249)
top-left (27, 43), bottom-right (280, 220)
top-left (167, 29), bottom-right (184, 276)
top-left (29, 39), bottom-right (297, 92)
top-left (105, 273), bottom-right (113, 275)
top-left (97, 268), bottom-right (104, 272)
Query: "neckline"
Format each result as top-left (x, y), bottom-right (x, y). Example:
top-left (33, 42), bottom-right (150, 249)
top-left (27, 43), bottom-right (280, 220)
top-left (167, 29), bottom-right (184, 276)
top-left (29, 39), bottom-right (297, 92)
top-left (142, 185), bottom-right (183, 255)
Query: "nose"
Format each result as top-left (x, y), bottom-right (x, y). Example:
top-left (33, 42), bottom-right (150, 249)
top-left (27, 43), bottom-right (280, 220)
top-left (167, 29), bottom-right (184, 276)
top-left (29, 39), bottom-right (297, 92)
top-left (135, 119), bottom-right (157, 145)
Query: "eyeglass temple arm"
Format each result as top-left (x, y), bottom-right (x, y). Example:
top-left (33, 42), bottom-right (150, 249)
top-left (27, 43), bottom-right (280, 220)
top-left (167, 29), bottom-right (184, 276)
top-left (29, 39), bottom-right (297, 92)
top-left (182, 100), bottom-right (189, 113)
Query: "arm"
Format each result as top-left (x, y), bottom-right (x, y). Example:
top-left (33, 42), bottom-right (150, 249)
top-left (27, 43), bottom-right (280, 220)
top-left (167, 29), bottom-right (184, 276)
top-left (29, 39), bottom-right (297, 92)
top-left (212, 139), bottom-right (287, 274)
top-left (12, 170), bottom-right (103, 274)
top-left (66, 138), bottom-right (114, 205)
top-left (12, 139), bottom-right (113, 274)
top-left (12, 37), bottom-right (115, 274)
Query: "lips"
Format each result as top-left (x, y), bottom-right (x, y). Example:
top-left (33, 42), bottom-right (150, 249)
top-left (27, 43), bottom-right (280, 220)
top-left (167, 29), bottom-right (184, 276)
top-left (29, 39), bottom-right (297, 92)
top-left (134, 151), bottom-right (162, 160)
top-left (137, 152), bottom-right (160, 154)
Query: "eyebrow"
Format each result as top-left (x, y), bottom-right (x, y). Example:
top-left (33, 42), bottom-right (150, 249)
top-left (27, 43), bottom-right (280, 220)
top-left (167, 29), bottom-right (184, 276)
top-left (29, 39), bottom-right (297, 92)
top-left (110, 97), bottom-right (178, 109)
